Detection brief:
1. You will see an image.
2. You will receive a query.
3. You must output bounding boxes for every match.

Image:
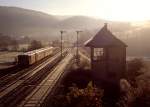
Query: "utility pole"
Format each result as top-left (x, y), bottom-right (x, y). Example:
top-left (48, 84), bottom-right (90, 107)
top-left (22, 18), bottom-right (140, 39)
top-left (60, 30), bottom-right (66, 58)
top-left (76, 31), bottom-right (82, 64)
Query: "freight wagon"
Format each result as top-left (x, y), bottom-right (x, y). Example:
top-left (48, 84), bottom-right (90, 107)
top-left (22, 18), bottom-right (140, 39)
top-left (18, 47), bottom-right (57, 66)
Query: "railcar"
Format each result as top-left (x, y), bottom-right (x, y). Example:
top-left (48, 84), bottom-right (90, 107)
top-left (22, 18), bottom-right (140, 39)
top-left (18, 47), bottom-right (56, 67)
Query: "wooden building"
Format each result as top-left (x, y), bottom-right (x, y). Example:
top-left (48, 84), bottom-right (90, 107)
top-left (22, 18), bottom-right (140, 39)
top-left (85, 23), bottom-right (127, 84)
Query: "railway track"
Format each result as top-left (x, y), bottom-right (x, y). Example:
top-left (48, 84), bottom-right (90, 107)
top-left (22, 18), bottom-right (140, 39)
top-left (0, 49), bottom-right (70, 107)
top-left (0, 49), bottom-right (60, 93)
top-left (19, 51), bottom-right (74, 107)
top-left (0, 48), bottom-right (60, 88)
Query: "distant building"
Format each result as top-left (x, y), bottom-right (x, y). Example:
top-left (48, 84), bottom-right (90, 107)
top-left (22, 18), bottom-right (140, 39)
top-left (85, 23), bottom-right (127, 84)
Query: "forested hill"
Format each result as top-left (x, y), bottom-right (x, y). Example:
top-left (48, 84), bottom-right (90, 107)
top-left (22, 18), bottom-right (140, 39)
top-left (0, 6), bottom-right (131, 39)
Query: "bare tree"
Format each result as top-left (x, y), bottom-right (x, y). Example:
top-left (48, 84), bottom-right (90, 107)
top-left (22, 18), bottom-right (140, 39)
top-left (11, 40), bottom-right (19, 51)
top-left (28, 40), bottom-right (43, 51)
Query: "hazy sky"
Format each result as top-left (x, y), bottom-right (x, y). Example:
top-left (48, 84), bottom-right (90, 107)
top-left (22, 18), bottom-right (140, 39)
top-left (0, 0), bottom-right (150, 21)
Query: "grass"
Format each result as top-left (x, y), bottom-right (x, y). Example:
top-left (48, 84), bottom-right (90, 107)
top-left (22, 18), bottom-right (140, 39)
top-left (0, 51), bottom-right (21, 69)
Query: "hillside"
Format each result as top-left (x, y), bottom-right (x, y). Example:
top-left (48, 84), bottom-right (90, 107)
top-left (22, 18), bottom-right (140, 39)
top-left (0, 6), bottom-right (132, 39)
top-left (0, 6), bottom-right (60, 39)
top-left (58, 16), bottom-right (104, 29)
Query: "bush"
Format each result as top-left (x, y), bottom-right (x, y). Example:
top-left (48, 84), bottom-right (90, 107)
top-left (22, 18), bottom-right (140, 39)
top-left (118, 79), bottom-right (150, 107)
top-left (133, 80), bottom-right (150, 107)
top-left (62, 68), bottom-right (92, 89)
top-left (51, 82), bottom-right (104, 107)
top-left (126, 58), bottom-right (145, 85)
top-left (28, 40), bottom-right (43, 51)
top-left (118, 58), bottom-right (150, 107)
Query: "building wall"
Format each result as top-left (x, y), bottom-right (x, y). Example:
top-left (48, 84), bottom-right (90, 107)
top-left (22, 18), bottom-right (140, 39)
top-left (91, 47), bottom-right (126, 83)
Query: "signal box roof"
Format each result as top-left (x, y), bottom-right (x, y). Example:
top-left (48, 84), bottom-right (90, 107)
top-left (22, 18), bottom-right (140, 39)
top-left (84, 23), bottom-right (127, 47)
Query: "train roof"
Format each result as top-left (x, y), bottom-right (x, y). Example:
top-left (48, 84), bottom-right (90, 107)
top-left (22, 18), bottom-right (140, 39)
top-left (22, 47), bottom-right (53, 56)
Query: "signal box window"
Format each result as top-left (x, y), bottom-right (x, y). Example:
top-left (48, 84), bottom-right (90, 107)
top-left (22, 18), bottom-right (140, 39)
top-left (93, 48), bottom-right (104, 60)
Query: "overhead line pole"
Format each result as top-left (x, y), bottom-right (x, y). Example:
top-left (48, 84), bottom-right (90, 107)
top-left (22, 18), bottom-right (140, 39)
top-left (60, 30), bottom-right (66, 58)
top-left (76, 31), bottom-right (82, 64)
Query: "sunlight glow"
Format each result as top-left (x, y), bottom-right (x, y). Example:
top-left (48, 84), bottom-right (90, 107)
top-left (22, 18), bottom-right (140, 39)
top-left (1, 0), bottom-right (150, 21)
top-left (85, 0), bottom-right (150, 21)
top-left (48, 0), bottom-right (150, 22)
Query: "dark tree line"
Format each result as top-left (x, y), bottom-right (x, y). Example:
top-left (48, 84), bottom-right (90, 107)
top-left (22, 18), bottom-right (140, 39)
top-left (0, 33), bottom-right (44, 51)
top-left (28, 40), bottom-right (43, 51)
top-left (0, 33), bottom-right (19, 51)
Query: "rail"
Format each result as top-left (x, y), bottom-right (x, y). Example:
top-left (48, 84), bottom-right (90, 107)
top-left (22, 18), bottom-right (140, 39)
top-left (19, 51), bottom-right (74, 107)
top-left (0, 49), bottom-right (60, 96)
top-left (0, 49), bottom-right (69, 107)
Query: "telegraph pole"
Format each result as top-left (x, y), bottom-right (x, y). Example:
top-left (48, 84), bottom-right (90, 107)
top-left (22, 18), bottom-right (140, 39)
top-left (76, 31), bottom-right (82, 64)
top-left (60, 30), bottom-right (66, 58)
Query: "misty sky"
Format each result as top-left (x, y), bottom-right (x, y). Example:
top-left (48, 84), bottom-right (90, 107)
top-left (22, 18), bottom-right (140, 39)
top-left (0, 0), bottom-right (150, 21)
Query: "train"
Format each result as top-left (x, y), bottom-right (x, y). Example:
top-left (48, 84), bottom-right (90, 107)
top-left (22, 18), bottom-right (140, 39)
top-left (18, 47), bottom-right (58, 67)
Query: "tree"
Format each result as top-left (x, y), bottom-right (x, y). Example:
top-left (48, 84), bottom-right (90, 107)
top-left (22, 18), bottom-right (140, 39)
top-left (11, 40), bottom-right (19, 51)
top-left (28, 40), bottom-right (43, 51)
top-left (126, 58), bottom-right (145, 86)
top-left (51, 82), bottom-right (103, 107)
